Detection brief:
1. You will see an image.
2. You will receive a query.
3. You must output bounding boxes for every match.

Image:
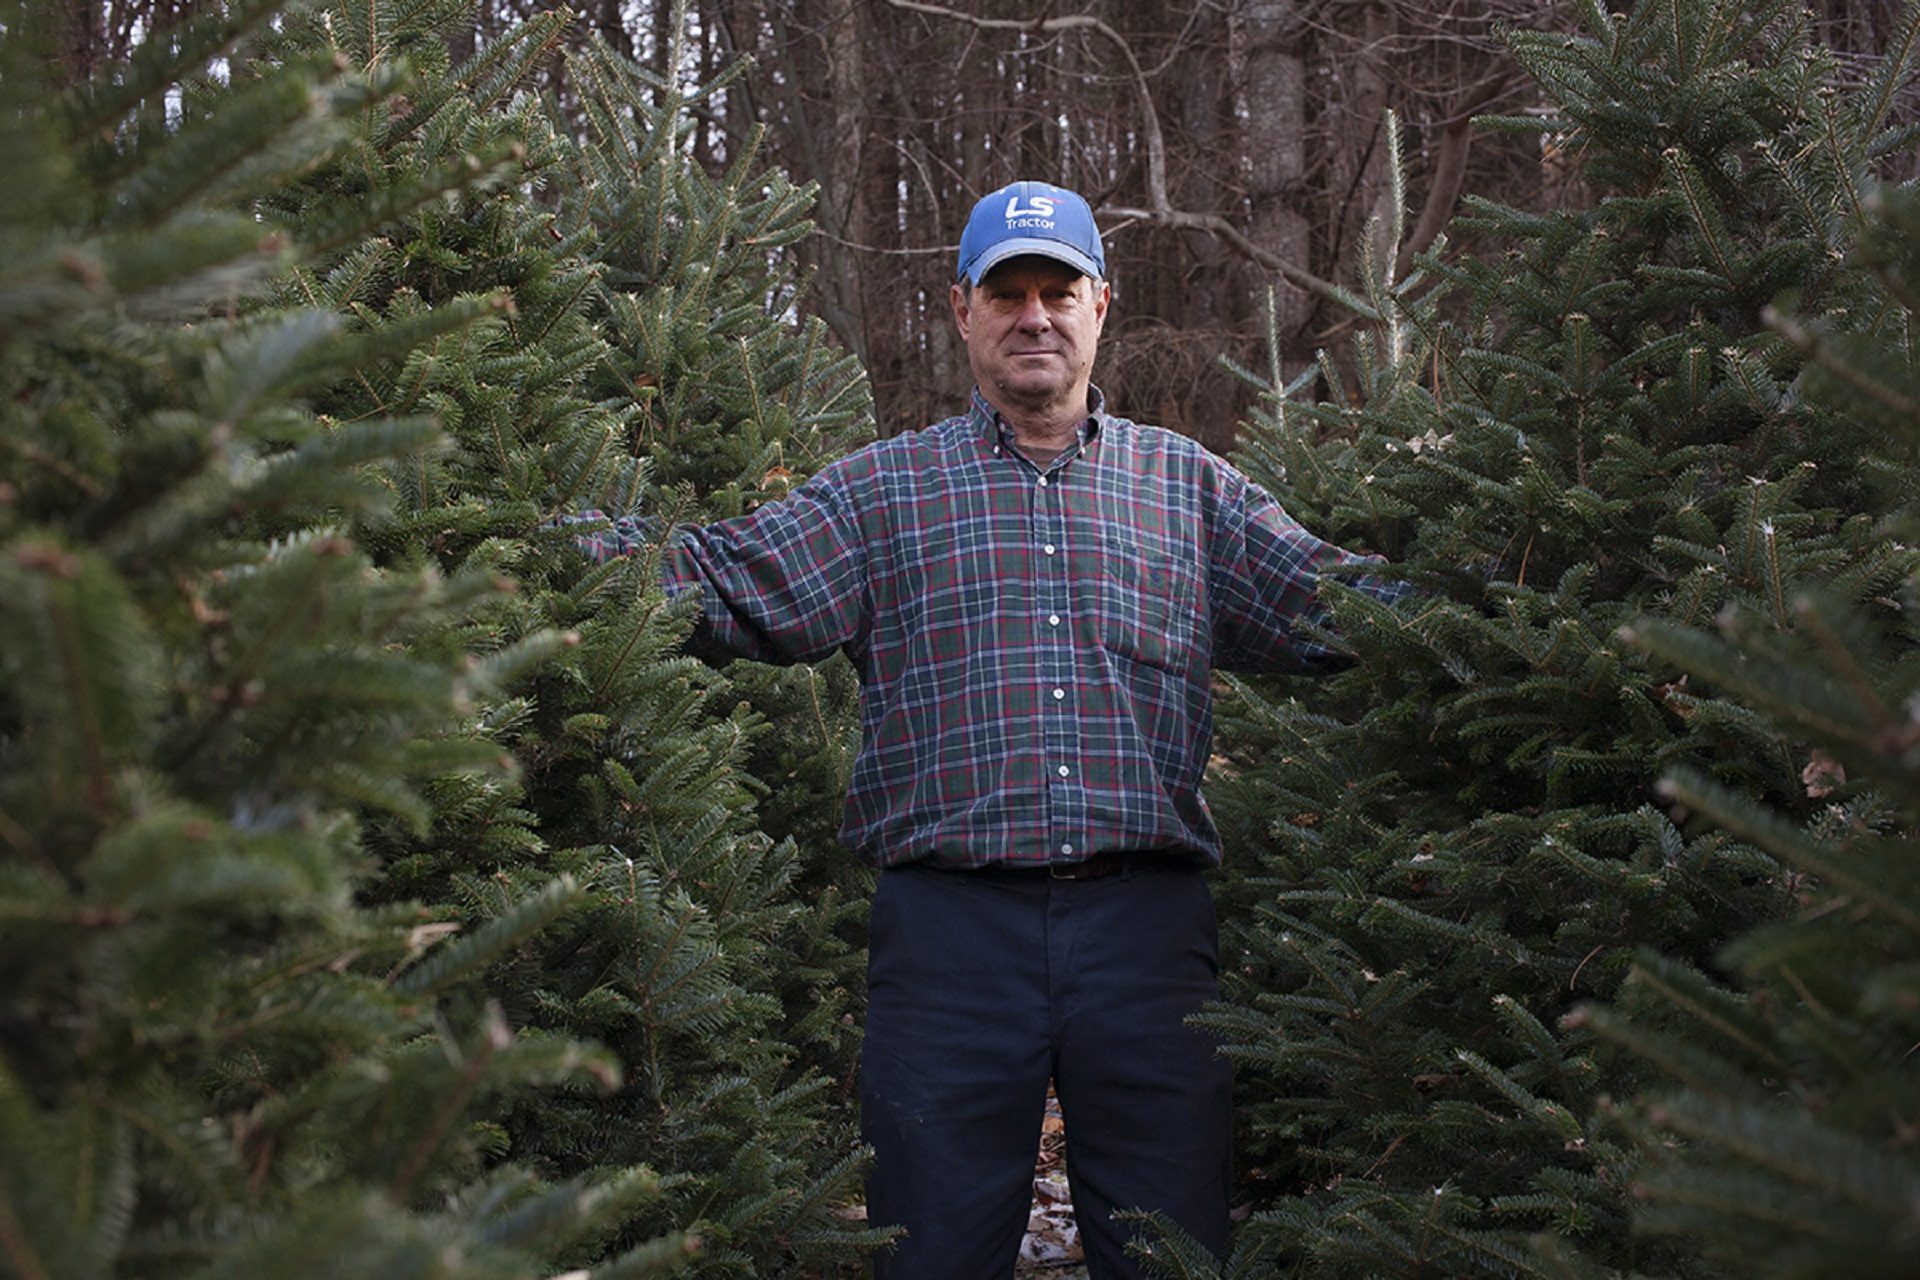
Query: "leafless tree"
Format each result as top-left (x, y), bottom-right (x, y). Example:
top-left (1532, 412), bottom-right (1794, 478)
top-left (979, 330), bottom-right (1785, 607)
top-left (686, 0), bottom-right (1557, 448)
top-left (71, 0), bottom-right (1916, 448)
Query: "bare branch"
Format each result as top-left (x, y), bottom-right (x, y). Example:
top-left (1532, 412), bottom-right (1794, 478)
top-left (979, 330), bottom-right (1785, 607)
top-left (885, 0), bottom-right (1358, 310)
top-left (1396, 72), bottom-right (1518, 278)
top-left (1101, 204), bottom-right (1372, 317)
top-left (884, 0), bottom-right (1167, 203)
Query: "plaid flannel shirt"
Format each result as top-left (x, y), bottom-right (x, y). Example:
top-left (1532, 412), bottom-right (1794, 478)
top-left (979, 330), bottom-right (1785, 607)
top-left (574, 388), bottom-right (1406, 870)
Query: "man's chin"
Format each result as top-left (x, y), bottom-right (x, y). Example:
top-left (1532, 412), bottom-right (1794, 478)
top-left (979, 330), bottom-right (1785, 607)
top-left (993, 378), bottom-right (1071, 408)
top-left (984, 380), bottom-right (1094, 427)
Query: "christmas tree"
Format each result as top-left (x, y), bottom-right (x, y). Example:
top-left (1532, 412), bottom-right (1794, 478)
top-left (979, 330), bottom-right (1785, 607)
top-left (0, 1), bottom-right (675, 1274)
top-left (0, 0), bottom-right (875, 1274)
top-left (1172, 1), bottom-right (1920, 1275)
top-left (1577, 182), bottom-right (1920, 1279)
top-left (249, 2), bottom-right (880, 1272)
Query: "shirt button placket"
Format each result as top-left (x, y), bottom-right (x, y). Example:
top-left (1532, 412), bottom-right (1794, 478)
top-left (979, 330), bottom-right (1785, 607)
top-left (1038, 461), bottom-right (1077, 860)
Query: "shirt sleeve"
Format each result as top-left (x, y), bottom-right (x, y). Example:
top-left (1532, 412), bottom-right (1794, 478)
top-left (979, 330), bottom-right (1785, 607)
top-left (1209, 467), bottom-right (1410, 674)
top-left (559, 511), bottom-right (657, 563)
top-left (663, 463), bottom-right (871, 666)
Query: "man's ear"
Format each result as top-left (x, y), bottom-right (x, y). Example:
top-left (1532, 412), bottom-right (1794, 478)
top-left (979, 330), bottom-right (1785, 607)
top-left (949, 280), bottom-right (972, 339)
top-left (1093, 278), bottom-right (1111, 333)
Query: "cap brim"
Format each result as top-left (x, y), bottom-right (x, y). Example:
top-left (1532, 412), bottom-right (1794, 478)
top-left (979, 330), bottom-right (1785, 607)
top-left (962, 238), bottom-right (1102, 285)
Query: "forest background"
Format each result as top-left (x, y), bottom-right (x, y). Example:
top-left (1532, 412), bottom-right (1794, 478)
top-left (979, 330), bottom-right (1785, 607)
top-left (5, 1), bottom-right (1919, 1279)
top-left (55, 0), bottom-right (1907, 447)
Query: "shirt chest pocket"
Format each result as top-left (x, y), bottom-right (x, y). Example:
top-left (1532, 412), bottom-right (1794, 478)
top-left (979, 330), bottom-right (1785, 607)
top-left (1098, 541), bottom-right (1204, 673)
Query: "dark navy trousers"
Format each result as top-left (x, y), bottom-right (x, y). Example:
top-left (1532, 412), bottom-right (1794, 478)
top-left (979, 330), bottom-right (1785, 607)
top-left (861, 860), bottom-right (1232, 1278)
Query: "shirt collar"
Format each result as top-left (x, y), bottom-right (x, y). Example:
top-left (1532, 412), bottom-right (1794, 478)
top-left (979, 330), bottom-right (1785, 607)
top-left (970, 385), bottom-right (1108, 456)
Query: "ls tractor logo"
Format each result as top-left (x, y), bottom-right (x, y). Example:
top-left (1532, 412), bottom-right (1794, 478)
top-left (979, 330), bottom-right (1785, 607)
top-left (1005, 195), bottom-right (1057, 223)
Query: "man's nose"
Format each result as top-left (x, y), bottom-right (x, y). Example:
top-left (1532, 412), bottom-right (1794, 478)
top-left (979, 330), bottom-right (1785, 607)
top-left (1015, 291), bottom-right (1051, 330)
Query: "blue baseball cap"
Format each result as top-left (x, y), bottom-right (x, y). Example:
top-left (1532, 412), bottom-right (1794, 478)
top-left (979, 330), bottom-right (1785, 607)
top-left (956, 180), bottom-right (1105, 285)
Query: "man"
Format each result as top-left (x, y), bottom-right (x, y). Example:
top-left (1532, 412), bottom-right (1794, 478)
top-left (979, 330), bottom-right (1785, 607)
top-left (576, 180), bottom-right (1406, 1278)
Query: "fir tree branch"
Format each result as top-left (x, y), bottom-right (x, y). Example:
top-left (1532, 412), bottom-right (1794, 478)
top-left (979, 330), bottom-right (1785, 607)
top-left (1859, 0), bottom-right (1920, 140)
top-left (1790, 596), bottom-right (1905, 747)
top-left (22, 545), bottom-right (114, 819)
top-left (0, 803), bottom-right (60, 884)
top-left (0, 436), bottom-right (105, 498)
top-left (1657, 770), bottom-right (1920, 934)
top-left (590, 596), bottom-right (668, 707)
top-left (388, 1004), bottom-right (509, 1205)
top-left (0, 1189), bottom-right (51, 1280)
top-left (167, 538), bottom-right (342, 772)
top-left (1818, 95), bottom-right (1871, 235)
top-left (1625, 959), bottom-right (1795, 1079)
top-left (289, 268), bottom-right (386, 412)
top-left (1768, 307), bottom-right (1920, 434)
top-left (549, 424), bottom-right (617, 520)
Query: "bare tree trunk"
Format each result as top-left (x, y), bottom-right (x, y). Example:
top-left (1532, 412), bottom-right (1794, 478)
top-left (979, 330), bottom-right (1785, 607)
top-left (46, 0), bottom-right (198, 88)
top-left (1239, 0), bottom-right (1314, 384)
top-left (444, 0), bottom-right (478, 67)
top-left (1323, 2), bottom-right (1393, 301)
top-left (821, 0), bottom-right (878, 384)
top-left (52, 0), bottom-right (103, 86)
top-left (854, 15), bottom-right (914, 433)
top-left (1108, 1), bottom-right (1244, 449)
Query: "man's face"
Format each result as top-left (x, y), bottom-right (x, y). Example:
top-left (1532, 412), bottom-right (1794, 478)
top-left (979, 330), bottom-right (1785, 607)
top-left (950, 256), bottom-right (1110, 420)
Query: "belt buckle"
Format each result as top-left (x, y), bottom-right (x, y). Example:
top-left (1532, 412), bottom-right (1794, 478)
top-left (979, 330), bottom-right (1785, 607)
top-left (1049, 859), bottom-right (1079, 881)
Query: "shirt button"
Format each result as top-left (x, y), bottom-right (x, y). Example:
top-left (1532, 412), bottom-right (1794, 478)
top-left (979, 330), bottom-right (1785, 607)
top-left (1038, 476), bottom-right (1049, 488)
top-left (1043, 543), bottom-right (1056, 555)
top-left (1053, 688), bottom-right (1066, 700)
top-left (1061, 843), bottom-right (1074, 855)
top-left (1057, 765), bottom-right (1070, 778)
top-left (1048, 614), bottom-right (1061, 626)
